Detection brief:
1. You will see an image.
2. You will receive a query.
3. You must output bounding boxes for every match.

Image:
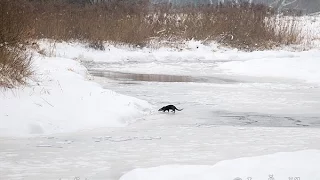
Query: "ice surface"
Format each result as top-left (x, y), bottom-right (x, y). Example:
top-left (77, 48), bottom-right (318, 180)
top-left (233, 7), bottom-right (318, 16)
top-left (1, 126), bottom-right (320, 180)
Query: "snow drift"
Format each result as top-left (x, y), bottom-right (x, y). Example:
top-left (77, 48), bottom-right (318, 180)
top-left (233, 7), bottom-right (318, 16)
top-left (120, 150), bottom-right (320, 180)
top-left (0, 51), bottom-right (152, 137)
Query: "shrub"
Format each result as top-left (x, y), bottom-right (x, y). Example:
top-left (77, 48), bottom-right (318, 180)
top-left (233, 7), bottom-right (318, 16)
top-left (29, 1), bottom-right (302, 50)
top-left (0, 47), bottom-right (33, 88)
top-left (88, 41), bottom-right (105, 51)
top-left (0, 0), bottom-right (33, 88)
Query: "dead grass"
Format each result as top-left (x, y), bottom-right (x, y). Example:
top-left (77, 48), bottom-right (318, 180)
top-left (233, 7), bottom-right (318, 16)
top-left (0, 47), bottom-right (33, 88)
top-left (0, 0), bottom-right (33, 89)
top-left (30, 0), bottom-right (153, 45)
top-left (159, 2), bottom-right (302, 50)
top-left (0, 0), bottom-right (304, 88)
top-left (29, 1), bottom-right (302, 50)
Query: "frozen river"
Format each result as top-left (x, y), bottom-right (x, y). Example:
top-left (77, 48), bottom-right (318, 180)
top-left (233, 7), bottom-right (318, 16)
top-left (89, 61), bottom-right (320, 127)
top-left (1, 60), bottom-right (320, 180)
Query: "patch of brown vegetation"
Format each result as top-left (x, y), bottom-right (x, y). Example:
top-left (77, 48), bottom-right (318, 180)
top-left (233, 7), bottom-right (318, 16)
top-left (29, 1), bottom-right (302, 50)
top-left (0, 0), bottom-right (34, 89)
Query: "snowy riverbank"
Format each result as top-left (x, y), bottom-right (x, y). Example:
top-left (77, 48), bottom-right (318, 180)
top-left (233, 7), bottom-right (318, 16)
top-left (38, 39), bottom-right (320, 86)
top-left (0, 47), bottom-right (152, 137)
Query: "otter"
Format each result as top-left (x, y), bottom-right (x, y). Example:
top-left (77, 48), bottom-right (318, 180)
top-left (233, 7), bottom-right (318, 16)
top-left (158, 105), bottom-right (183, 113)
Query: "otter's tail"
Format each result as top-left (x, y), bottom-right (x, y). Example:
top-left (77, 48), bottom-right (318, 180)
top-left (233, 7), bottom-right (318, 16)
top-left (175, 108), bottom-right (183, 111)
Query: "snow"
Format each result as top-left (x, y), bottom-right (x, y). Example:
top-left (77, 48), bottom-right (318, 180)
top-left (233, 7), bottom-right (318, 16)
top-left (120, 150), bottom-right (320, 180)
top-left (35, 39), bottom-right (320, 86)
top-left (0, 50), bottom-right (152, 137)
top-left (2, 125), bottom-right (320, 180)
top-left (32, 15), bottom-right (320, 86)
top-left (299, 15), bottom-right (320, 46)
top-left (217, 50), bottom-right (320, 85)
top-left (3, 20), bottom-right (319, 137)
top-left (1, 14), bottom-right (320, 180)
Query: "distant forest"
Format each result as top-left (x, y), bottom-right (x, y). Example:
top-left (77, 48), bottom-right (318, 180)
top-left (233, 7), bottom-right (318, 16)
top-left (28, 0), bottom-right (320, 14)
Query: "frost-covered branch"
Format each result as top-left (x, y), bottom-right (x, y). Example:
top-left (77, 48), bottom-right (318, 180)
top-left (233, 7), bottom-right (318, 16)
top-left (283, 0), bottom-right (297, 7)
top-left (272, 0), bottom-right (298, 12)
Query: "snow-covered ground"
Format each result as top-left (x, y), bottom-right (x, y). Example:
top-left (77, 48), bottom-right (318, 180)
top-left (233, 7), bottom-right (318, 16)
top-left (120, 150), bottom-right (320, 180)
top-left (1, 14), bottom-right (320, 180)
top-left (0, 48), bottom-right (152, 137)
top-left (37, 39), bottom-right (320, 83)
top-left (2, 125), bottom-right (320, 180)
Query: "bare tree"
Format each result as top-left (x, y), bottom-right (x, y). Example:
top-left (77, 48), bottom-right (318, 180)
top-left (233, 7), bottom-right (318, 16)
top-left (270, 0), bottom-right (297, 12)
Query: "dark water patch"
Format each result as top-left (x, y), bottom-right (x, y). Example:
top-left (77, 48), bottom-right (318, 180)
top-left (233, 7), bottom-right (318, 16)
top-left (89, 70), bottom-right (203, 82)
top-left (204, 76), bottom-right (240, 83)
top-left (88, 70), bottom-right (242, 83)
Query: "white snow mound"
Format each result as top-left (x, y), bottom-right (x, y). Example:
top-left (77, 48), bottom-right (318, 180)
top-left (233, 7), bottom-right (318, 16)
top-left (0, 54), bottom-right (152, 137)
top-left (120, 150), bottom-right (320, 180)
